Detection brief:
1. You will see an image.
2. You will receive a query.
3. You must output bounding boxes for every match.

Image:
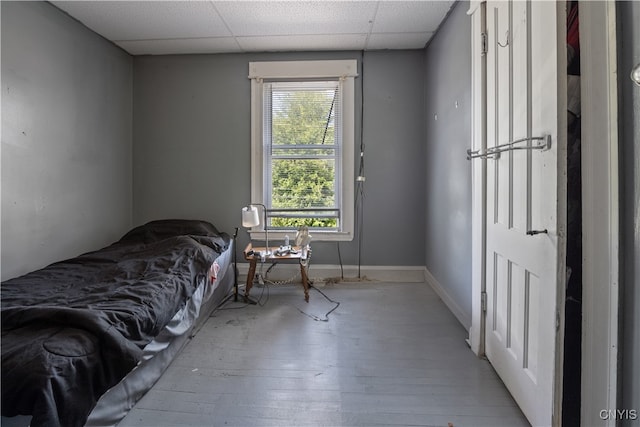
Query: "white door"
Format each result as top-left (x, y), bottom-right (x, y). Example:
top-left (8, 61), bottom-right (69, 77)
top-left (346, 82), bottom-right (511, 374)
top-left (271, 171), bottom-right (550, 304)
top-left (484, 1), bottom-right (566, 426)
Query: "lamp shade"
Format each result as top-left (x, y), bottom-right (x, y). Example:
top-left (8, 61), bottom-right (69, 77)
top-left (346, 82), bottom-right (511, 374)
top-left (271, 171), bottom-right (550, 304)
top-left (241, 206), bottom-right (260, 228)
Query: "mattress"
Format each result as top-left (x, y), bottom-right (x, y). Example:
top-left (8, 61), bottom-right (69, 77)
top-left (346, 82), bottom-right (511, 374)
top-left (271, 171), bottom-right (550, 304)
top-left (1, 220), bottom-right (233, 427)
top-left (85, 244), bottom-right (233, 427)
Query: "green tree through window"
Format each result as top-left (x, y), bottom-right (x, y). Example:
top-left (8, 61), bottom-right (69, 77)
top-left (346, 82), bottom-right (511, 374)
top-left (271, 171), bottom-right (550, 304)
top-left (267, 83), bottom-right (340, 229)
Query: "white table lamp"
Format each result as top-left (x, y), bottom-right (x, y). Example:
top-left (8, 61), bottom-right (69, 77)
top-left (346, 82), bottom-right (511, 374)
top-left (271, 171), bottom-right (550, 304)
top-left (241, 204), bottom-right (270, 256)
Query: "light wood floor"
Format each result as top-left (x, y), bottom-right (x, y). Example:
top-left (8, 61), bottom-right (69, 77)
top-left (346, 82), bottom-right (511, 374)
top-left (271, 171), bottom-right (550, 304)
top-left (119, 281), bottom-right (529, 427)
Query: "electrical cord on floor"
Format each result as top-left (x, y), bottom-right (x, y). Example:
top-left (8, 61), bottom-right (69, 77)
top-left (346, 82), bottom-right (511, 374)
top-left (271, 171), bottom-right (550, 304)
top-left (218, 256), bottom-right (341, 321)
top-left (253, 260), bottom-right (271, 306)
top-left (293, 284), bottom-right (340, 322)
top-left (263, 254), bottom-right (341, 322)
top-left (264, 262), bottom-right (278, 277)
top-left (264, 262), bottom-right (303, 286)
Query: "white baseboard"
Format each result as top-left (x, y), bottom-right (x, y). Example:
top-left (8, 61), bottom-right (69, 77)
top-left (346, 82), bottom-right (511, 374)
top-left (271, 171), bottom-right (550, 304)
top-left (236, 262), bottom-right (426, 284)
top-left (423, 267), bottom-right (471, 330)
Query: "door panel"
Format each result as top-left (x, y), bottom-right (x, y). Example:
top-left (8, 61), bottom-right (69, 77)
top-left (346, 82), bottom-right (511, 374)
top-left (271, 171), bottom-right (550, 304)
top-left (485, 1), bottom-right (565, 425)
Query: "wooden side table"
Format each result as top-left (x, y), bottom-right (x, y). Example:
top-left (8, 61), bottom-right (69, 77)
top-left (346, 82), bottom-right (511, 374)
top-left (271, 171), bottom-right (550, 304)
top-left (243, 243), bottom-right (310, 302)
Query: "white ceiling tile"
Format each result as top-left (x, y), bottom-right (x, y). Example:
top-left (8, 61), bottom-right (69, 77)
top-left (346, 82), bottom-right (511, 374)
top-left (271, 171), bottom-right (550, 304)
top-left (116, 37), bottom-right (241, 56)
top-left (52, 1), bottom-right (231, 41)
top-left (237, 34), bottom-right (368, 52)
top-left (372, 1), bottom-right (454, 34)
top-left (49, 0), bottom-right (456, 55)
top-left (215, 1), bottom-right (377, 36)
top-left (367, 32), bottom-right (434, 50)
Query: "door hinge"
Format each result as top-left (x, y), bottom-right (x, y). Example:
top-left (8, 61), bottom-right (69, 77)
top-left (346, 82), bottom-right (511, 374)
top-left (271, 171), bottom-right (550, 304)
top-left (481, 32), bottom-right (488, 56)
top-left (481, 291), bottom-right (487, 313)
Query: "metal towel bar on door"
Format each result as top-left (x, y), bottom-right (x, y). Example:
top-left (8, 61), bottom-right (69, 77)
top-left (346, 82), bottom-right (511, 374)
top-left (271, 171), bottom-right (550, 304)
top-left (466, 134), bottom-right (552, 160)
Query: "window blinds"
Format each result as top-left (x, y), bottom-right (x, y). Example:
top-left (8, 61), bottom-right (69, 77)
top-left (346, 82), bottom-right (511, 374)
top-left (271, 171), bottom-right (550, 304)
top-left (263, 80), bottom-right (342, 229)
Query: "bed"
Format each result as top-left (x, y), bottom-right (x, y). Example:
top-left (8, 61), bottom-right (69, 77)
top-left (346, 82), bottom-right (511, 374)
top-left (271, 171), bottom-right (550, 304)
top-left (1, 219), bottom-right (234, 427)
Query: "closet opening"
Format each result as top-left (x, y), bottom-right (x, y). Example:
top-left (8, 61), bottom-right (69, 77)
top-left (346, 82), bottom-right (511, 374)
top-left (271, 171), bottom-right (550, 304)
top-left (562, 1), bottom-right (581, 424)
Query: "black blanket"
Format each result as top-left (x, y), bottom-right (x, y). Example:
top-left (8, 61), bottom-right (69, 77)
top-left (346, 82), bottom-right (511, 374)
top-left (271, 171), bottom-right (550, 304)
top-left (1, 220), bottom-right (229, 427)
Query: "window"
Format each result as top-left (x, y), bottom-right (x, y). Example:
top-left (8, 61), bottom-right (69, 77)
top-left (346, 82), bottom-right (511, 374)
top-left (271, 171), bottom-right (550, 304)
top-left (249, 60), bottom-right (357, 241)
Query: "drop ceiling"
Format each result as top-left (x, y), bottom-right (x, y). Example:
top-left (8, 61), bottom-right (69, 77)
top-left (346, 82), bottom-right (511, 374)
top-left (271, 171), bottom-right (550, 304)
top-left (50, 1), bottom-right (456, 55)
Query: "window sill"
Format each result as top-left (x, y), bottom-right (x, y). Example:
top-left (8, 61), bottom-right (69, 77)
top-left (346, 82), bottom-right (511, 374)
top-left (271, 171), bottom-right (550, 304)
top-left (247, 230), bottom-right (353, 242)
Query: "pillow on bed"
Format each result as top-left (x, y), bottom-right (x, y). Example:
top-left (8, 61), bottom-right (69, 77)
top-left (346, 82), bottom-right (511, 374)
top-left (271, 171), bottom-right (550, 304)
top-left (118, 219), bottom-right (222, 244)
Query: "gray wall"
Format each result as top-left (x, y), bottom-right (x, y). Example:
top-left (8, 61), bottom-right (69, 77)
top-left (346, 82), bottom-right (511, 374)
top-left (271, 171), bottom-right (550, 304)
top-left (132, 50), bottom-right (426, 266)
top-left (1, 2), bottom-right (133, 281)
top-left (423, 1), bottom-right (473, 320)
top-left (618, 0), bottom-right (640, 420)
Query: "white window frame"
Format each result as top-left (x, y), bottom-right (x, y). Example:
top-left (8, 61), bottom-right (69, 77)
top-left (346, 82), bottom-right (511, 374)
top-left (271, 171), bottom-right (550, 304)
top-left (249, 60), bottom-right (357, 242)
